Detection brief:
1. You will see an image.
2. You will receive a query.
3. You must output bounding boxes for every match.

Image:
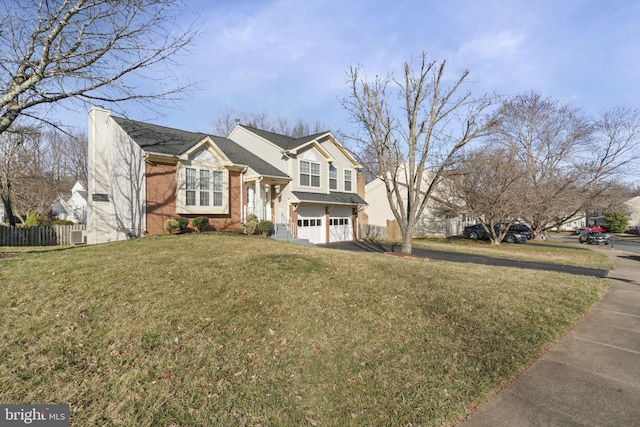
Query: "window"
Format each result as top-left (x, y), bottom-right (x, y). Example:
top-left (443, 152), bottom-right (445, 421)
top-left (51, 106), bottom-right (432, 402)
top-left (186, 168), bottom-right (196, 206)
top-left (212, 170), bottom-right (223, 207)
top-left (199, 170), bottom-right (210, 206)
top-left (329, 165), bottom-right (337, 190)
top-left (300, 160), bottom-right (320, 188)
top-left (344, 169), bottom-right (352, 192)
top-left (185, 167), bottom-right (223, 208)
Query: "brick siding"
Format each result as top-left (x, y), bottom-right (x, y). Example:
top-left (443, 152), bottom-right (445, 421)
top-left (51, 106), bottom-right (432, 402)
top-left (145, 161), bottom-right (243, 234)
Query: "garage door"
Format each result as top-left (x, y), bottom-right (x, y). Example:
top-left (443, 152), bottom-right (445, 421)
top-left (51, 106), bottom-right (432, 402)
top-left (297, 206), bottom-right (326, 244)
top-left (329, 207), bottom-right (353, 242)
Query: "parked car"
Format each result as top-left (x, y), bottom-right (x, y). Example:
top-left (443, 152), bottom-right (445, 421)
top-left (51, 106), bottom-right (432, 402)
top-left (463, 223), bottom-right (528, 243)
top-left (509, 223), bottom-right (533, 240)
top-left (578, 231), bottom-right (609, 245)
top-left (584, 225), bottom-right (608, 233)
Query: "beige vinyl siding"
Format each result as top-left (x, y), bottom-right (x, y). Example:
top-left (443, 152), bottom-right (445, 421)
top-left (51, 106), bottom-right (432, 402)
top-left (292, 146), bottom-right (328, 193)
top-left (228, 127), bottom-right (289, 174)
top-left (318, 137), bottom-right (357, 193)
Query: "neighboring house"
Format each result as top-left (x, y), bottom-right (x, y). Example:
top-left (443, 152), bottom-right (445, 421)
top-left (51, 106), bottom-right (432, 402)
top-left (624, 196), bottom-right (640, 232)
top-left (228, 125), bottom-right (367, 244)
top-left (87, 108), bottom-right (366, 244)
top-left (364, 167), bottom-right (468, 238)
top-left (51, 181), bottom-right (88, 223)
top-left (0, 204), bottom-right (4, 224)
top-left (554, 214), bottom-right (586, 232)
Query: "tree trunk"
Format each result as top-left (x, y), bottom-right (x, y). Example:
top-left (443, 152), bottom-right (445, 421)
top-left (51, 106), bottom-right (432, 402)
top-left (1, 196), bottom-right (15, 226)
top-left (401, 228), bottom-right (413, 254)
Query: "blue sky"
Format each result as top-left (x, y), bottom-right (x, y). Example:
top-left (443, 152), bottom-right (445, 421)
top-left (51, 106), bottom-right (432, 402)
top-left (58, 0), bottom-right (640, 138)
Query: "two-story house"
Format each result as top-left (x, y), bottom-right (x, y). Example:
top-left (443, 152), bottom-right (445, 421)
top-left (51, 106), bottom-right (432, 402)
top-left (86, 108), bottom-right (366, 244)
top-left (228, 125), bottom-right (367, 244)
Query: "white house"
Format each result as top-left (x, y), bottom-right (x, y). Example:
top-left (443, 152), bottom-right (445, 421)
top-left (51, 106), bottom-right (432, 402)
top-left (51, 181), bottom-right (88, 223)
top-left (0, 204), bottom-right (4, 224)
top-left (228, 125), bottom-right (367, 244)
top-left (364, 166), bottom-right (468, 238)
top-left (86, 108), bottom-right (367, 245)
top-left (625, 196), bottom-right (640, 232)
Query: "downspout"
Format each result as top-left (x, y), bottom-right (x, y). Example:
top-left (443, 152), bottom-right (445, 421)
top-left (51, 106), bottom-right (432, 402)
top-left (257, 176), bottom-right (263, 220)
top-left (142, 153), bottom-right (149, 235)
top-left (240, 166), bottom-right (248, 223)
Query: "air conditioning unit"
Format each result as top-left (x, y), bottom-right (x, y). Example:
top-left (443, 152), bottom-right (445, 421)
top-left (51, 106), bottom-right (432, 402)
top-left (70, 230), bottom-right (86, 245)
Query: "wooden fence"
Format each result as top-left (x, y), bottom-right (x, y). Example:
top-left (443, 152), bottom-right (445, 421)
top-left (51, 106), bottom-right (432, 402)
top-left (0, 224), bottom-right (86, 246)
top-left (358, 220), bottom-right (402, 241)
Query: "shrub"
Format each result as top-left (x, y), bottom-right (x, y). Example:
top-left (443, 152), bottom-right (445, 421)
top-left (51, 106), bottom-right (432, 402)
top-left (257, 220), bottom-right (275, 236)
top-left (52, 219), bottom-right (75, 225)
top-left (164, 219), bottom-right (181, 234)
top-left (604, 211), bottom-right (629, 233)
top-left (175, 217), bottom-right (189, 232)
top-left (24, 212), bottom-right (43, 227)
top-left (193, 216), bottom-right (209, 232)
top-left (243, 214), bottom-right (259, 235)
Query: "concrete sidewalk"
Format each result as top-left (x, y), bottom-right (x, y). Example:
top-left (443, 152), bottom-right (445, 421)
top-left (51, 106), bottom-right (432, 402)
top-left (459, 248), bottom-right (640, 426)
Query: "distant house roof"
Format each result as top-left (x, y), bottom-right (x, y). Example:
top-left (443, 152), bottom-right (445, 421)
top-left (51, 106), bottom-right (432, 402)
top-left (239, 125), bottom-right (329, 151)
top-left (112, 116), bottom-right (289, 180)
top-left (292, 191), bottom-right (367, 206)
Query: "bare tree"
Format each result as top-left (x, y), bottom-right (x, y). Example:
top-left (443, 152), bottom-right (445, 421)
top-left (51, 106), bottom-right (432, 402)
top-left (342, 53), bottom-right (496, 254)
top-left (0, 126), bottom-right (43, 225)
top-left (489, 93), bottom-right (640, 238)
top-left (0, 126), bottom-right (88, 225)
top-left (0, 0), bottom-right (197, 136)
top-left (454, 146), bottom-right (529, 244)
top-left (45, 130), bottom-right (88, 185)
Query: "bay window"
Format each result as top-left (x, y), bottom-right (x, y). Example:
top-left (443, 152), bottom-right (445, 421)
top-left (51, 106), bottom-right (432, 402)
top-left (181, 166), bottom-right (225, 213)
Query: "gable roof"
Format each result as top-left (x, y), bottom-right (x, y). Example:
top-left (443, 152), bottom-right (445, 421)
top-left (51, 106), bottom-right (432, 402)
top-left (112, 116), bottom-right (289, 179)
top-left (238, 125), bottom-right (329, 151)
top-left (210, 136), bottom-right (289, 179)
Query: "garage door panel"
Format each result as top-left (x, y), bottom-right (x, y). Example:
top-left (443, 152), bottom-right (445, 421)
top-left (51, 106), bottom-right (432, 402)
top-left (297, 206), bottom-right (325, 244)
top-left (329, 207), bottom-right (353, 242)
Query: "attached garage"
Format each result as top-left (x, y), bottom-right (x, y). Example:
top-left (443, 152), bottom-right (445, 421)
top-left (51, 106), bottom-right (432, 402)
top-left (296, 205), bottom-right (326, 244)
top-left (292, 191), bottom-right (367, 245)
top-left (329, 206), bottom-right (353, 242)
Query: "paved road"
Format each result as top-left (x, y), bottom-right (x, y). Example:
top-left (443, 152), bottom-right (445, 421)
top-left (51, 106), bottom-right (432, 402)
top-left (320, 240), bottom-right (608, 278)
top-left (551, 234), bottom-right (640, 255)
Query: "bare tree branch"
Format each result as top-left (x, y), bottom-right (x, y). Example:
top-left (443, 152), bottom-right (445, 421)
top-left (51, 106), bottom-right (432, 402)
top-left (0, 0), bottom-right (199, 135)
top-left (342, 53), bottom-right (497, 254)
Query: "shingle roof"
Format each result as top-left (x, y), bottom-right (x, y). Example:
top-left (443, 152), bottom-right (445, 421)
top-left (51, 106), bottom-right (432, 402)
top-left (292, 191), bottom-right (367, 206)
top-left (112, 116), bottom-right (204, 156)
top-left (112, 117), bottom-right (289, 179)
top-left (240, 125), bottom-right (329, 151)
top-left (208, 136), bottom-right (289, 179)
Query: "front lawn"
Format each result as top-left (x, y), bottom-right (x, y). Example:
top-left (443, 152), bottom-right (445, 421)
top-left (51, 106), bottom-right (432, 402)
top-left (413, 237), bottom-right (614, 270)
top-left (0, 234), bottom-right (609, 426)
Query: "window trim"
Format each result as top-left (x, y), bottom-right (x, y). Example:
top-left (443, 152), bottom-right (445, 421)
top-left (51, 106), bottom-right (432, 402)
top-left (329, 165), bottom-right (337, 190)
top-left (300, 160), bottom-right (321, 188)
top-left (177, 164), bottom-right (228, 215)
top-left (344, 169), bottom-right (352, 192)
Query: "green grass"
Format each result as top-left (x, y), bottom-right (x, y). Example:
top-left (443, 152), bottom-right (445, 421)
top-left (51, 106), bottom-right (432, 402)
top-left (0, 234), bottom-right (609, 426)
top-left (412, 237), bottom-right (615, 270)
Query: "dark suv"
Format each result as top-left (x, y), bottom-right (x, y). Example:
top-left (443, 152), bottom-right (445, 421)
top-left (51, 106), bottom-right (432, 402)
top-left (463, 223), bottom-right (528, 243)
top-left (578, 231), bottom-right (609, 245)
